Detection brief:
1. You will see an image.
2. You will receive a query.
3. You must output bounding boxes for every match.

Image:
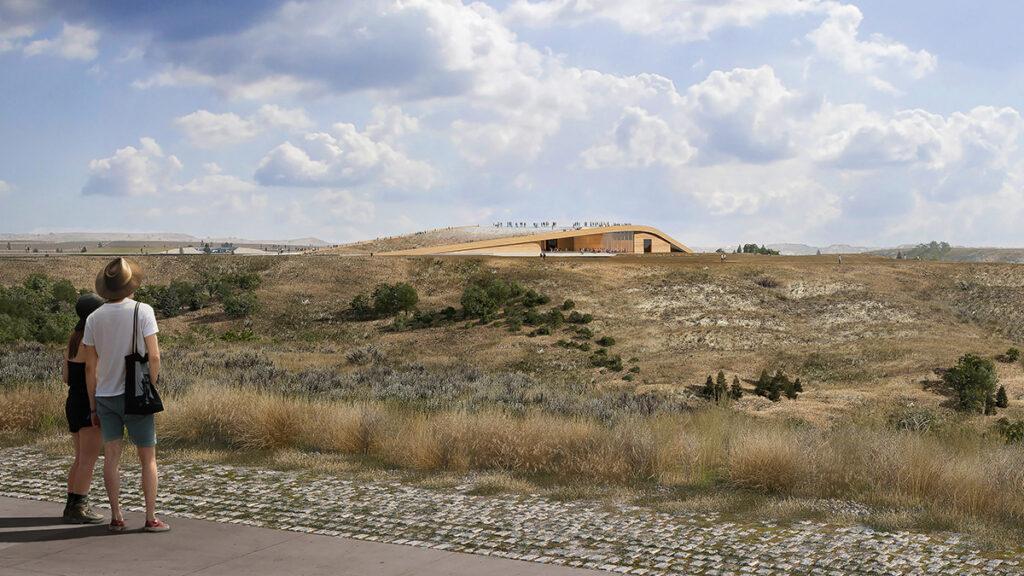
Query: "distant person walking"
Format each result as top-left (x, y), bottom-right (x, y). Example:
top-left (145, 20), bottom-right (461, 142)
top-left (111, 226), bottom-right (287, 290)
top-left (61, 293), bottom-right (107, 524)
top-left (82, 257), bottom-right (170, 533)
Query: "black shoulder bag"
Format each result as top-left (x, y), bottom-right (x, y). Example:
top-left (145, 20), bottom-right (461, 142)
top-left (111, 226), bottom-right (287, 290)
top-left (124, 302), bottom-right (164, 415)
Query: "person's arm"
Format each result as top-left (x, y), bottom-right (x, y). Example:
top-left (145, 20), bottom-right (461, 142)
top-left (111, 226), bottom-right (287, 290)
top-left (83, 344), bottom-right (100, 427)
top-left (144, 333), bottom-right (160, 385)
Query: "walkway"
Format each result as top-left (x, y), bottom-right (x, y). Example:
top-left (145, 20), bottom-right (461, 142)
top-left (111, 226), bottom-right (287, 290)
top-left (0, 496), bottom-right (600, 576)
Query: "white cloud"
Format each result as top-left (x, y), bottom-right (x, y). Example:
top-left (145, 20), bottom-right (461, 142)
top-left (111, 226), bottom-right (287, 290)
top-left (312, 189), bottom-right (376, 223)
top-left (0, 179), bottom-right (11, 195)
top-left (582, 107), bottom-right (694, 169)
top-left (24, 23), bottom-right (99, 61)
top-left (175, 105), bottom-right (312, 148)
top-left (684, 66), bottom-right (807, 162)
top-left (504, 0), bottom-right (827, 41)
top-left (0, 24), bottom-right (33, 53)
top-left (807, 4), bottom-right (936, 93)
top-left (82, 138), bottom-right (182, 196)
top-left (814, 105), bottom-right (1023, 175)
top-left (365, 105), bottom-right (419, 145)
top-left (174, 111), bottom-right (260, 148)
top-left (255, 121), bottom-right (437, 190)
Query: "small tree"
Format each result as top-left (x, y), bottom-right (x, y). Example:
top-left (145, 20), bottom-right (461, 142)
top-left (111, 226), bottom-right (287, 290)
top-left (943, 353), bottom-right (999, 414)
top-left (350, 293), bottom-right (374, 319)
top-left (701, 375), bottom-right (716, 401)
top-left (754, 369), bottom-right (771, 397)
top-left (995, 385), bottom-right (1009, 409)
top-left (716, 370), bottom-right (728, 402)
top-left (730, 375), bottom-right (743, 400)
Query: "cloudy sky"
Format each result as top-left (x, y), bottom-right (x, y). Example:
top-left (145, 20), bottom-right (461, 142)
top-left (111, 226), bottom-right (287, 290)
top-left (1, 1), bottom-right (1022, 246)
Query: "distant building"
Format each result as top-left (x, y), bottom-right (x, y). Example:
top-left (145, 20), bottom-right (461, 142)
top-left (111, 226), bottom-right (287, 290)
top-left (382, 225), bottom-right (691, 257)
top-left (208, 243), bottom-right (237, 254)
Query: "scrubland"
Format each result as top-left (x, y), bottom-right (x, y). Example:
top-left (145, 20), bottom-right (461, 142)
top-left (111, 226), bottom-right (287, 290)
top-left (2, 251), bottom-right (1024, 544)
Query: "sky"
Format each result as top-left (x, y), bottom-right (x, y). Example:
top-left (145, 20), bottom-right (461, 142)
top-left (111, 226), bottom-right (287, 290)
top-left (1, 0), bottom-right (1023, 246)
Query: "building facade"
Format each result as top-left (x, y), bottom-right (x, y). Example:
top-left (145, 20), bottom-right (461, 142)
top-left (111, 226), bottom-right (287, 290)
top-left (382, 225), bottom-right (691, 257)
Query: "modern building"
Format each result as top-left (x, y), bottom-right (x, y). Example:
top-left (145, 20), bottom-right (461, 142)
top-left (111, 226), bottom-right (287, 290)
top-left (382, 225), bottom-right (692, 257)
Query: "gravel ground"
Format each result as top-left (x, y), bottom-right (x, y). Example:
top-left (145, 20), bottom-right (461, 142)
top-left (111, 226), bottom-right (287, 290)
top-left (0, 446), bottom-right (1019, 575)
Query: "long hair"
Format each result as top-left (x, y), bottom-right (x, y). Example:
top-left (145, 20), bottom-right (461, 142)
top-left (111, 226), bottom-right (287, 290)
top-left (67, 329), bottom-right (84, 360)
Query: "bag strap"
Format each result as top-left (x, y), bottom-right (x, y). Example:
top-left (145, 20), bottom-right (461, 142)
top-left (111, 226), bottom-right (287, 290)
top-left (132, 302), bottom-right (140, 356)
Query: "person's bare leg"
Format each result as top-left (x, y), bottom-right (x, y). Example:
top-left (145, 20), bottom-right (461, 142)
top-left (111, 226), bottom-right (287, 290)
top-left (74, 426), bottom-right (102, 495)
top-left (104, 440), bottom-right (123, 521)
top-left (67, 432), bottom-right (80, 494)
top-left (137, 446), bottom-right (158, 521)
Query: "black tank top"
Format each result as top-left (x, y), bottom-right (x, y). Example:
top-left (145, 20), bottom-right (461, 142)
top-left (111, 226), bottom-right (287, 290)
top-left (67, 361), bottom-right (86, 392)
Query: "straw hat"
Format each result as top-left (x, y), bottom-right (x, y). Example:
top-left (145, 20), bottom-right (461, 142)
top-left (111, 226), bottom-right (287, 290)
top-left (95, 257), bottom-right (144, 300)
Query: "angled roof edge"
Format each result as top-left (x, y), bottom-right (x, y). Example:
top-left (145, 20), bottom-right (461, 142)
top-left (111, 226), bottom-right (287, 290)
top-left (381, 225), bottom-right (693, 255)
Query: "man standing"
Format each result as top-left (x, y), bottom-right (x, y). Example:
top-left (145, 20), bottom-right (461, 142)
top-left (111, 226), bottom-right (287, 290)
top-left (83, 257), bottom-right (170, 533)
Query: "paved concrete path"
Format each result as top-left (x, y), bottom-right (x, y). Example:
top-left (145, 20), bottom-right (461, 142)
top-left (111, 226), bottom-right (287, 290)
top-left (0, 497), bottom-right (603, 576)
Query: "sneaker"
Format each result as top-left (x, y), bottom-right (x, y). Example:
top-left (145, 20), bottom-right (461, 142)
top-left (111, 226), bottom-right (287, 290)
top-left (144, 518), bottom-right (171, 533)
top-left (108, 518), bottom-right (126, 532)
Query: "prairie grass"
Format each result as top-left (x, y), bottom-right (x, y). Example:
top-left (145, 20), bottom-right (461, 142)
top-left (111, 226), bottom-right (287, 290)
top-left (4, 376), bottom-right (1023, 541)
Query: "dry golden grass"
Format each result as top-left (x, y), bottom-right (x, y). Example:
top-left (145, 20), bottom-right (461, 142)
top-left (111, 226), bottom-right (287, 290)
top-left (142, 384), bottom-right (1024, 536)
top-left (0, 385), bottom-right (64, 433)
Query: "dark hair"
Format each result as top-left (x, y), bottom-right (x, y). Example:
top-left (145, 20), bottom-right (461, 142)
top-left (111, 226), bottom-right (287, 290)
top-left (67, 329), bottom-right (84, 359)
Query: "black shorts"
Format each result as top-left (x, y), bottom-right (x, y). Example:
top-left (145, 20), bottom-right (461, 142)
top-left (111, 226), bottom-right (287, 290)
top-left (65, 390), bottom-right (93, 433)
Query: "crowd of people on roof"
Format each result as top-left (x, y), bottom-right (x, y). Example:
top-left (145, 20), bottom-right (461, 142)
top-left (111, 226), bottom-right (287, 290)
top-left (492, 221), bottom-right (632, 229)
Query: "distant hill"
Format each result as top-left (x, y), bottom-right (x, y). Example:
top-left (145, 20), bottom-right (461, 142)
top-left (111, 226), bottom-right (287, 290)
top-left (766, 243), bottom-right (877, 256)
top-left (0, 232), bottom-right (329, 247)
top-left (871, 246), bottom-right (1024, 263)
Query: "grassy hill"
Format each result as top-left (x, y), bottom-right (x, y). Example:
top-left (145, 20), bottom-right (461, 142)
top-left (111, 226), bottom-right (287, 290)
top-left (3, 252), bottom-right (1024, 543)
top-left (2, 252), bottom-right (1022, 423)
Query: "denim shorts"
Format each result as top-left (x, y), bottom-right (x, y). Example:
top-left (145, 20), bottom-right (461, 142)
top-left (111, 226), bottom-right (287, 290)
top-left (96, 395), bottom-right (157, 447)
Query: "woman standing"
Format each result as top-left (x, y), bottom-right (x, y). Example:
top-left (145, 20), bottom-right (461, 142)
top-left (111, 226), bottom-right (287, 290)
top-left (62, 293), bottom-right (106, 524)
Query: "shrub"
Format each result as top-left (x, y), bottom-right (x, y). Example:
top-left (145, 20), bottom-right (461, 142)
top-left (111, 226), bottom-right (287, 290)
top-left (590, 349), bottom-right (623, 371)
top-left (223, 291), bottom-right (259, 318)
top-left (567, 311), bottom-right (593, 324)
top-left (595, 335), bottom-right (616, 347)
top-left (0, 275), bottom-right (77, 344)
top-left (561, 299), bottom-right (575, 310)
top-left (995, 418), bottom-right (1024, 444)
top-left (754, 275), bottom-right (780, 289)
top-left (995, 386), bottom-right (1009, 409)
top-left (943, 354), bottom-right (998, 414)
top-left (373, 282), bottom-right (419, 316)
top-left (350, 293), bottom-right (374, 319)
top-left (996, 348), bottom-right (1020, 363)
top-left (572, 326), bottom-right (593, 340)
top-left (730, 375), bottom-right (743, 400)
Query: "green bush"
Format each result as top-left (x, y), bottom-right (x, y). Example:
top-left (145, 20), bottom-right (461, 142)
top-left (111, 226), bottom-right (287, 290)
top-left (996, 348), bottom-right (1020, 363)
top-left (730, 375), bottom-right (743, 400)
top-left (223, 291), bottom-right (259, 318)
top-left (995, 418), bottom-right (1024, 444)
top-left (562, 299), bottom-right (576, 310)
top-left (943, 354), bottom-right (999, 414)
top-left (995, 386), bottom-right (1009, 409)
top-left (0, 275), bottom-right (77, 344)
top-left (572, 326), bottom-right (593, 340)
top-left (567, 311), bottom-right (593, 324)
top-left (350, 294), bottom-right (374, 319)
top-left (595, 335), bottom-right (616, 347)
top-left (372, 282), bottom-right (419, 316)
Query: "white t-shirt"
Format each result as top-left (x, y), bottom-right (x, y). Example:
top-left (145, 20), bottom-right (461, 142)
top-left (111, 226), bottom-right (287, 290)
top-left (82, 299), bottom-right (159, 397)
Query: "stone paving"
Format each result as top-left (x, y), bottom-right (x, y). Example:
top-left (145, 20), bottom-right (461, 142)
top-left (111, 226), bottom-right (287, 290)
top-left (0, 446), bottom-right (1019, 575)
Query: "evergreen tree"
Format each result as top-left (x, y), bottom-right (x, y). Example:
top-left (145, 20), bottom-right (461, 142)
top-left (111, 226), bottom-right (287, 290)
top-left (985, 393), bottom-right (998, 415)
top-left (701, 375), bottom-right (716, 400)
top-left (730, 375), bottom-right (743, 400)
top-left (715, 370), bottom-right (728, 402)
top-left (754, 369), bottom-right (771, 397)
top-left (996, 385), bottom-right (1009, 408)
